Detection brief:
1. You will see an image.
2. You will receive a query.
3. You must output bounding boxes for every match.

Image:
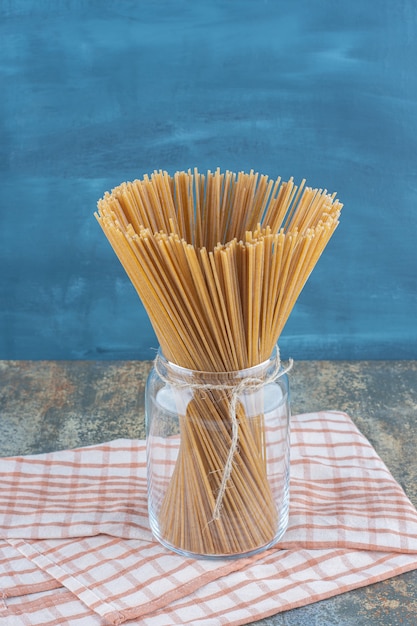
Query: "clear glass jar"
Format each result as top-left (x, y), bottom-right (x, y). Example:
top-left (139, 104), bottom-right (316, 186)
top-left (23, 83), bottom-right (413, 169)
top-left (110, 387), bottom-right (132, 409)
top-left (145, 347), bottom-right (291, 559)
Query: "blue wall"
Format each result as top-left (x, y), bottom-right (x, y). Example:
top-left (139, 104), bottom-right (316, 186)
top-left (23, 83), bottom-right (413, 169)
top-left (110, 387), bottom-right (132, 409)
top-left (1, 1), bottom-right (416, 360)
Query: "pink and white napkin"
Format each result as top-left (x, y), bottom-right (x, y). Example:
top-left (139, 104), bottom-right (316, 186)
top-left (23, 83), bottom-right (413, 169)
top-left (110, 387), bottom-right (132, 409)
top-left (1, 411), bottom-right (417, 625)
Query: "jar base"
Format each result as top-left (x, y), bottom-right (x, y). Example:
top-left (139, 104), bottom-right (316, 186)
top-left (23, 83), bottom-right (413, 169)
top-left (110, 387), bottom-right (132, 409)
top-left (149, 495), bottom-right (290, 560)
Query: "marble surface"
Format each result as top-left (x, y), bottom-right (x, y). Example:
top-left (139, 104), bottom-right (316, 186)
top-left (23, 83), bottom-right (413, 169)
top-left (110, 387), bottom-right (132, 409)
top-left (1, 359), bottom-right (416, 624)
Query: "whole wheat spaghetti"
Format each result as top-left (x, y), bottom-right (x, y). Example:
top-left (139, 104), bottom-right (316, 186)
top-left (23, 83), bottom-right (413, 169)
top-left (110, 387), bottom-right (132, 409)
top-left (95, 168), bottom-right (342, 555)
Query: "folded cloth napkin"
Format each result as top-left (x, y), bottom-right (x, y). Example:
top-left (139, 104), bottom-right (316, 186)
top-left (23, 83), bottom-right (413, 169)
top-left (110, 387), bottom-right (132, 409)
top-left (1, 411), bottom-right (417, 625)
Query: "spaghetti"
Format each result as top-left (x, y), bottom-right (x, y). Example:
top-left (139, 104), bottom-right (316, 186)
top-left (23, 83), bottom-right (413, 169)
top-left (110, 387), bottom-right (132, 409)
top-left (95, 168), bottom-right (343, 555)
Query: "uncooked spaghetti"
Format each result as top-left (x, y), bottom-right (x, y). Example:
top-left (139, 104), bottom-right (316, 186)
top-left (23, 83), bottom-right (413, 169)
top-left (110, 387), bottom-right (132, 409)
top-left (95, 168), bottom-right (342, 555)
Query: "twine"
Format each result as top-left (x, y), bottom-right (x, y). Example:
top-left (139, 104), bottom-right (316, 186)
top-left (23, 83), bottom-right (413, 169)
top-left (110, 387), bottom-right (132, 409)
top-left (153, 349), bottom-right (293, 520)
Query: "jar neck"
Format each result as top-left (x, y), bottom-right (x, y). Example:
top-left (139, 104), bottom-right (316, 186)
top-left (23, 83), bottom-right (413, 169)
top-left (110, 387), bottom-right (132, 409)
top-left (155, 346), bottom-right (282, 387)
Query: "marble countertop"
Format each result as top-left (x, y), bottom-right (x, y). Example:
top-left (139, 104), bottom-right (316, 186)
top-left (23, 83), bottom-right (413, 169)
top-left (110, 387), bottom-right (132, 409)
top-left (1, 359), bottom-right (416, 624)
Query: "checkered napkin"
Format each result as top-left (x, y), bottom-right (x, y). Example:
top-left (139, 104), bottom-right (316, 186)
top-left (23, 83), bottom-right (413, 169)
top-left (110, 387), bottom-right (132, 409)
top-left (1, 411), bottom-right (417, 626)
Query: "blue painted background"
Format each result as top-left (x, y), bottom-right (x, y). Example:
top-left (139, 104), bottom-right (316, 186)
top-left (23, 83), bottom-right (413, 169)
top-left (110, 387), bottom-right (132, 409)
top-left (1, 1), bottom-right (416, 361)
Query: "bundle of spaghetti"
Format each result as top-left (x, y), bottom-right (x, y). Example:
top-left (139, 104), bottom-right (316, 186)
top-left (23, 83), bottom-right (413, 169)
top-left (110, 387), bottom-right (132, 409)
top-left (95, 168), bottom-right (342, 555)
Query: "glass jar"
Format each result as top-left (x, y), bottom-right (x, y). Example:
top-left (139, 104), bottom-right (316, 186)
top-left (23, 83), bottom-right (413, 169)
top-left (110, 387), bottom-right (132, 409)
top-left (145, 347), bottom-right (291, 559)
